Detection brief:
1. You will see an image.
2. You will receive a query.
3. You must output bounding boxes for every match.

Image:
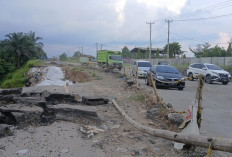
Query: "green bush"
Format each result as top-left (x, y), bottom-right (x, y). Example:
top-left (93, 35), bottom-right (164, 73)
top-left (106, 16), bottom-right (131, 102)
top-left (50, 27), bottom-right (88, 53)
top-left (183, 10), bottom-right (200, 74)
top-left (0, 60), bottom-right (44, 88)
top-left (0, 59), bottom-right (15, 82)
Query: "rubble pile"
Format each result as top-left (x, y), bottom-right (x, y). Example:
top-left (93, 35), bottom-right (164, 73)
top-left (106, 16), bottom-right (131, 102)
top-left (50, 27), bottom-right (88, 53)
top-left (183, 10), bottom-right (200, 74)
top-left (0, 88), bottom-right (109, 137)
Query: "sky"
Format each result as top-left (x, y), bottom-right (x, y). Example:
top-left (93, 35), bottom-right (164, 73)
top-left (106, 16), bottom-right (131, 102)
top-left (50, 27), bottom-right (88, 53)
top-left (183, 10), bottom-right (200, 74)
top-left (0, 0), bottom-right (232, 58)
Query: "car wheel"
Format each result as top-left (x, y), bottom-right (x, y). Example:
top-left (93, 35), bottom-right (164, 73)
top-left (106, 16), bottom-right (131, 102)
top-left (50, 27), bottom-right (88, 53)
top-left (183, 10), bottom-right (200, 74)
top-left (178, 87), bottom-right (184, 90)
top-left (188, 72), bottom-right (194, 81)
top-left (155, 81), bottom-right (160, 89)
top-left (132, 70), bottom-right (135, 76)
top-left (205, 74), bottom-right (212, 84)
top-left (222, 81), bottom-right (228, 85)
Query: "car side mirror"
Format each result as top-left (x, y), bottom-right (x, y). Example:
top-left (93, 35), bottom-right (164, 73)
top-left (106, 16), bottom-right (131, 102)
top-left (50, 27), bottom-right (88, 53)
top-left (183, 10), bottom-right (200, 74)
top-left (202, 67), bottom-right (207, 70)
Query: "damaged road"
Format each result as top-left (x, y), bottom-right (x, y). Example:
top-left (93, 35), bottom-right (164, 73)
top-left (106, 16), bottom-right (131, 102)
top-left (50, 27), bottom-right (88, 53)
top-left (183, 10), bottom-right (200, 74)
top-left (0, 63), bottom-right (224, 157)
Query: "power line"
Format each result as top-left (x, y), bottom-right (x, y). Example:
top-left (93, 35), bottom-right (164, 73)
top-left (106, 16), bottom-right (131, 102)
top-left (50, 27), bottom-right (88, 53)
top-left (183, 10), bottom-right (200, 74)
top-left (171, 32), bottom-right (229, 45)
top-left (173, 13), bottom-right (232, 21)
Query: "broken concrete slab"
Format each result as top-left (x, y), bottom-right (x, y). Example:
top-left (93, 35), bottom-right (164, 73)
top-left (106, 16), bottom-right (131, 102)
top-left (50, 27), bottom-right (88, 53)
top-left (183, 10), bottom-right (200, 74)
top-left (82, 96), bottom-right (109, 106)
top-left (168, 113), bottom-right (184, 125)
top-left (0, 95), bottom-right (16, 104)
top-left (0, 104), bottom-right (43, 125)
top-left (11, 97), bottom-right (47, 109)
top-left (21, 90), bottom-right (50, 98)
top-left (46, 93), bottom-right (79, 104)
top-left (0, 88), bottom-right (22, 95)
top-left (0, 124), bottom-right (12, 137)
top-left (47, 104), bottom-right (98, 121)
top-left (0, 104), bottom-right (43, 113)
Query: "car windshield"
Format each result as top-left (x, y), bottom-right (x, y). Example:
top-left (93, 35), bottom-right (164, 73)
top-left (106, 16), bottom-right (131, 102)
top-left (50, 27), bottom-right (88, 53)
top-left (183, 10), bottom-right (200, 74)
top-left (156, 66), bottom-right (180, 74)
top-left (110, 55), bottom-right (122, 61)
top-left (138, 62), bottom-right (152, 67)
top-left (206, 64), bottom-right (222, 70)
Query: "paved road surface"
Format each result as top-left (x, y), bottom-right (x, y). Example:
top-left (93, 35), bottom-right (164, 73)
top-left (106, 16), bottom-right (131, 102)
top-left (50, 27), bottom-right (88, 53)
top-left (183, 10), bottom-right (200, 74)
top-left (139, 78), bottom-right (232, 139)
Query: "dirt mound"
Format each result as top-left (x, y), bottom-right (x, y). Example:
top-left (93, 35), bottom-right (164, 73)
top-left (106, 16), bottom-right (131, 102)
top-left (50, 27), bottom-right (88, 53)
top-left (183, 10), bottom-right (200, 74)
top-left (63, 67), bottom-right (91, 83)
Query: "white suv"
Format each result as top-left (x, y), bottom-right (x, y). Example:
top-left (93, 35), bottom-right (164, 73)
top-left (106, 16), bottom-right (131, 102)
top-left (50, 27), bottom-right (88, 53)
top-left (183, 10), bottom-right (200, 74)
top-left (132, 60), bottom-right (152, 78)
top-left (187, 63), bottom-right (231, 85)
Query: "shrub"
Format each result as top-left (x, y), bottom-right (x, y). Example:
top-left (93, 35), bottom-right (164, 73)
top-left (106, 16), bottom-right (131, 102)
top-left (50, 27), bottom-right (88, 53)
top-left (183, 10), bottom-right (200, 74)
top-left (0, 60), bottom-right (44, 88)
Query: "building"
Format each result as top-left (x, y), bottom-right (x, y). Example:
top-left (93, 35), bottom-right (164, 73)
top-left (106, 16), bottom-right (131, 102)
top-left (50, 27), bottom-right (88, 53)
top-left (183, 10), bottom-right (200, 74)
top-left (130, 47), bottom-right (165, 59)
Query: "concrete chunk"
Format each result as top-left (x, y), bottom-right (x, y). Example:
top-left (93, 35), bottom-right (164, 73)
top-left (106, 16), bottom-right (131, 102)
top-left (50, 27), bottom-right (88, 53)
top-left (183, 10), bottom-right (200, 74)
top-left (47, 104), bottom-right (98, 121)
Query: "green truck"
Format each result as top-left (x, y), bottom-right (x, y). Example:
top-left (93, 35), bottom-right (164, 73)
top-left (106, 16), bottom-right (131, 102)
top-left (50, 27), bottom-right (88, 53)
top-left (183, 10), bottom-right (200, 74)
top-left (97, 50), bottom-right (123, 70)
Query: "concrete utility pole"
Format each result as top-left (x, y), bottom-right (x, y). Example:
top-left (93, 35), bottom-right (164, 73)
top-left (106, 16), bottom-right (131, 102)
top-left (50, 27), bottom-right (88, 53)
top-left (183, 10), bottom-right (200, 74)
top-left (78, 45), bottom-right (83, 55)
top-left (146, 21), bottom-right (155, 62)
top-left (100, 44), bottom-right (103, 50)
top-left (165, 20), bottom-right (173, 61)
top-left (96, 42), bottom-right (98, 57)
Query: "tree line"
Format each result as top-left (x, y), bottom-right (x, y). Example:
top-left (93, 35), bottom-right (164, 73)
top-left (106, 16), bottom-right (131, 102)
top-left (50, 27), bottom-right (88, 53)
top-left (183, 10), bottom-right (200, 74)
top-left (0, 31), bottom-right (46, 82)
top-left (121, 41), bottom-right (232, 59)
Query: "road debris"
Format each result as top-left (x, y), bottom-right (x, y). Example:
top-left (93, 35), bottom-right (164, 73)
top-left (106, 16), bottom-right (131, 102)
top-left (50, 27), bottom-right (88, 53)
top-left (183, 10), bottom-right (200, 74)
top-left (80, 125), bottom-right (105, 138)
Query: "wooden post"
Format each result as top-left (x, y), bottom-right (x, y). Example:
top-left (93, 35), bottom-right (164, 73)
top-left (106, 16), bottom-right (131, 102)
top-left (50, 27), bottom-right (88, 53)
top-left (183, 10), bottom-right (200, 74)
top-left (112, 99), bottom-right (232, 153)
top-left (136, 66), bottom-right (139, 89)
top-left (150, 72), bottom-right (165, 105)
top-left (129, 67), bottom-right (131, 77)
top-left (195, 75), bottom-right (204, 128)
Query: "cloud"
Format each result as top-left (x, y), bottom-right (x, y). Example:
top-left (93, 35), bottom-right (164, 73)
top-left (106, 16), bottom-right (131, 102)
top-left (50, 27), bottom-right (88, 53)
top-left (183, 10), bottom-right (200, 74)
top-left (218, 32), bottom-right (230, 48)
top-left (137, 0), bottom-right (187, 14)
top-left (115, 0), bottom-right (127, 27)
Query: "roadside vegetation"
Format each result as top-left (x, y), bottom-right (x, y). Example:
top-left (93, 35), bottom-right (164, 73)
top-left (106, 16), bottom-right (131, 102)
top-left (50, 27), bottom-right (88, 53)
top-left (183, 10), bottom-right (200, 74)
top-left (173, 64), bottom-right (190, 76)
top-left (0, 31), bottom-right (47, 87)
top-left (129, 94), bottom-right (145, 103)
top-left (0, 60), bottom-right (44, 88)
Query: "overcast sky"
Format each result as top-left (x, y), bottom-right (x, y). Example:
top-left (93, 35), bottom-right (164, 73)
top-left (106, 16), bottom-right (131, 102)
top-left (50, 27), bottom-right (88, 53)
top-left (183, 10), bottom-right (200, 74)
top-left (1, 0), bottom-right (232, 57)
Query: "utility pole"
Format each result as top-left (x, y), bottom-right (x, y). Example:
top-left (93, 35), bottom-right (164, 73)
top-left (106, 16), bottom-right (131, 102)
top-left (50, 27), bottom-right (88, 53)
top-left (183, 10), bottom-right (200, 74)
top-left (146, 21), bottom-right (155, 62)
top-left (96, 42), bottom-right (98, 57)
top-left (165, 20), bottom-right (172, 61)
top-left (79, 45), bottom-right (83, 55)
top-left (100, 44), bottom-right (103, 50)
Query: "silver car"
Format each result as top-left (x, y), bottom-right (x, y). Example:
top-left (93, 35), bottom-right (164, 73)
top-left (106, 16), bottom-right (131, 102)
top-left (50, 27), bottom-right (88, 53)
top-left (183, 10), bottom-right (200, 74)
top-left (132, 60), bottom-right (152, 78)
top-left (187, 63), bottom-right (231, 85)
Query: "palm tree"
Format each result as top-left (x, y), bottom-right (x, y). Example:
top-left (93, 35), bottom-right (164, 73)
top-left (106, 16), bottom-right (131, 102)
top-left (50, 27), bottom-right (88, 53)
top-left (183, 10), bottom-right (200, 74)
top-left (164, 42), bottom-right (181, 58)
top-left (2, 31), bottom-right (45, 68)
top-left (3, 32), bottom-right (31, 68)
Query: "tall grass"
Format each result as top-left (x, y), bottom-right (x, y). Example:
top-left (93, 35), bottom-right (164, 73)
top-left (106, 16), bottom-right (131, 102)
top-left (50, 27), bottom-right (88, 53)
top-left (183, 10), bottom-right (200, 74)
top-left (0, 60), bottom-right (44, 88)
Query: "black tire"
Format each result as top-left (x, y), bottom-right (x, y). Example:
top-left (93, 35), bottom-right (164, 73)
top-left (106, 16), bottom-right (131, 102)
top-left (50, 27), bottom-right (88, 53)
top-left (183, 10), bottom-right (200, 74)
top-left (155, 81), bottom-right (160, 89)
top-left (205, 74), bottom-right (212, 84)
top-left (188, 72), bottom-right (194, 81)
top-left (178, 87), bottom-right (184, 90)
top-left (132, 70), bottom-right (135, 76)
top-left (222, 81), bottom-right (229, 85)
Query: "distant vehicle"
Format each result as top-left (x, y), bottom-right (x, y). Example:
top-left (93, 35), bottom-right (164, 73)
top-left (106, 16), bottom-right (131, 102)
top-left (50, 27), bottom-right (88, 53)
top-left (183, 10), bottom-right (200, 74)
top-left (132, 60), bottom-right (152, 78)
top-left (97, 50), bottom-right (123, 70)
top-left (145, 65), bottom-right (185, 90)
top-left (79, 57), bottom-right (89, 65)
top-left (88, 58), bottom-right (97, 65)
top-left (187, 63), bottom-right (231, 85)
top-left (158, 61), bottom-right (169, 65)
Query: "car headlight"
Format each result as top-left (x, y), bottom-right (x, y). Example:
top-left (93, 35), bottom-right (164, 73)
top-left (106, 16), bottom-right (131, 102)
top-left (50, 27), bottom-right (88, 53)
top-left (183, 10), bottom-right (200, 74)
top-left (212, 71), bottom-right (219, 75)
top-left (157, 75), bottom-right (164, 80)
